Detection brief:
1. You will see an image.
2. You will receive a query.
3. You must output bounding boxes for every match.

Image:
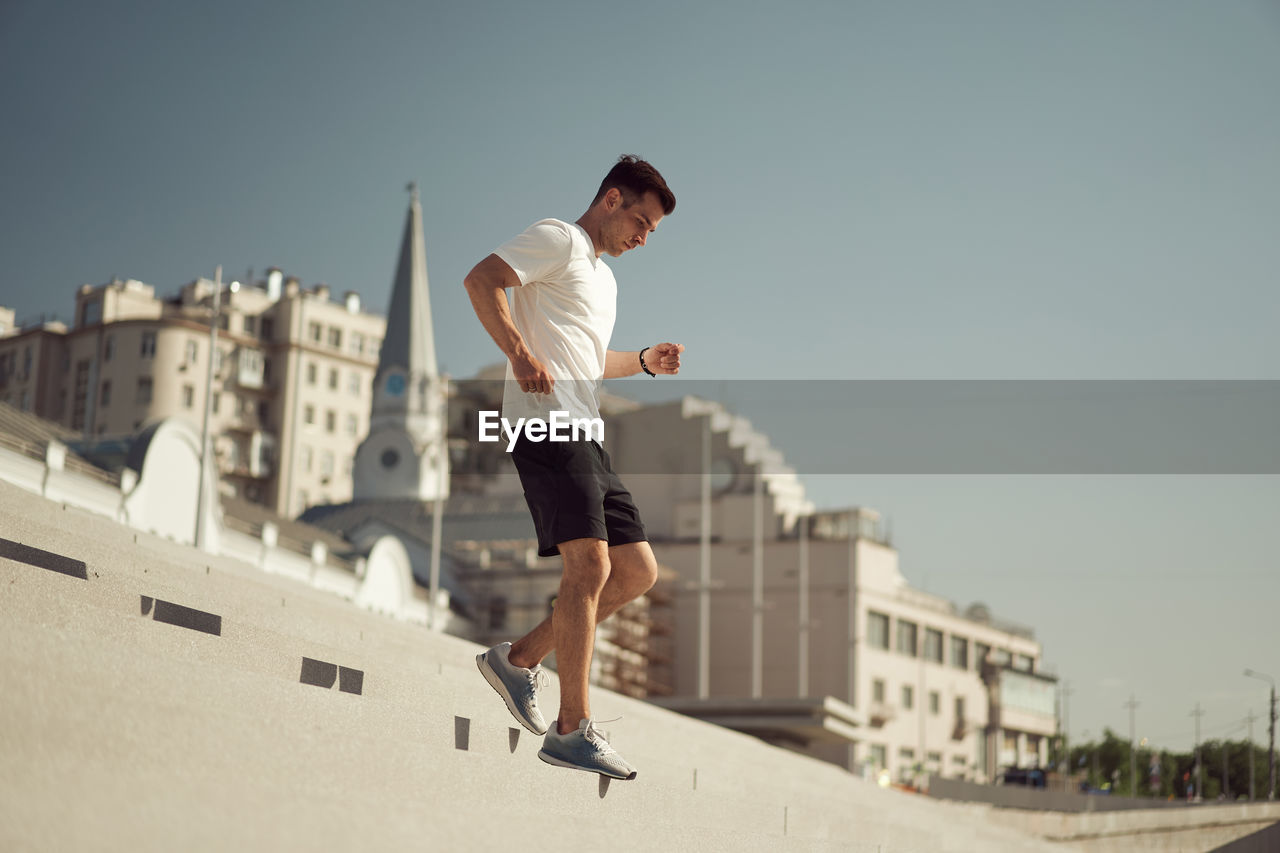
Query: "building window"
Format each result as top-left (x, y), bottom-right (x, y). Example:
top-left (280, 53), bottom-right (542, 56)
top-left (258, 400), bottom-right (269, 425)
top-left (327, 327), bottom-right (342, 348)
top-left (325, 410), bottom-right (336, 433)
top-left (308, 322), bottom-right (323, 343)
top-left (302, 446), bottom-right (314, 473)
top-left (212, 392), bottom-right (221, 415)
top-left (100, 381), bottom-right (111, 407)
top-left (902, 685), bottom-right (914, 710)
top-left (1014, 654), bottom-right (1035, 673)
top-left (869, 744), bottom-right (887, 770)
top-left (104, 334), bottom-right (115, 362)
top-left (975, 642), bottom-right (991, 669)
top-left (260, 318), bottom-right (273, 341)
top-left (924, 628), bottom-right (943, 663)
top-left (951, 636), bottom-right (969, 670)
top-left (140, 331), bottom-right (156, 358)
top-left (304, 404), bottom-right (315, 425)
top-left (955, 697), bottom-right (966, 723)
top-left (872, 679), bottom-right (885, 704)
top-left (348, 372), bottom-right (361, 395)
top-left (345, 413), bottom-right (358, 436)
top-left (350, 332), bottom-right (365, 356)
top-left (898, 747), bottom-right (916, 781)
top-left (182, 384), bottom-right (195, 409)
top-left (321, 450), bottom-right (334, 478)
top-left (929, 691), bottom-right (940, 715)
top-left (243, 315), bottom-right (257, 336)
top-left (328, 368), bottom-right (338, 390)
top-left (185, 339), bottom-right (198, 365)
top-left (137, 377), bottom-right (153, 405)
top-left (306, 362), bottom-right (317, 385)
top-left (896, 619), bottom-right (918, 657)
top-left (867, 611), bottom-right (890, 650)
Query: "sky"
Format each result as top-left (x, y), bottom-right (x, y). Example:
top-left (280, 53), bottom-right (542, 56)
top-left (2, 0), bottom-right (1278, 754)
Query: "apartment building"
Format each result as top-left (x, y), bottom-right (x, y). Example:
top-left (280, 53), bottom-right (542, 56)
top-left (597, 399), bottom-right (1058, 783)
top-left (0, 272), bottom-right (385, 517)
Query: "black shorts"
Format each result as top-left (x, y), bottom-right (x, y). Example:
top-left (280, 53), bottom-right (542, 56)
top-left (510, 438), bottom-right (647, 558)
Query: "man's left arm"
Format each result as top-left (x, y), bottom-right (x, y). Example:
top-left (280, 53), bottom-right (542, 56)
top-left (604, 342), bottom-right (685, 379)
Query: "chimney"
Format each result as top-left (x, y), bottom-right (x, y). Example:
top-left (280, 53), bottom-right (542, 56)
top-left (344, 291), bottom-right (361, 314)
top-left (314, 284), bottom-right (330, 301)
top-left (284, 276), bottom-right (301, 297)
top-left (266, 268), bottom-right (283, 302)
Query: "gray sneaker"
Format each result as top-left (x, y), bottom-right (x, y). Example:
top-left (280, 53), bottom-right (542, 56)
top-left (538, 718), bottom-right (637, 780)
top-left (476, 642), bottom-right (548, 735)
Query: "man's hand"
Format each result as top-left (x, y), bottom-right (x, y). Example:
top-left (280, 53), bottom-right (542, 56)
top-left (513, 352), bottom-right (555, 395)
top-left (645, 342), bottom-right (684, 375)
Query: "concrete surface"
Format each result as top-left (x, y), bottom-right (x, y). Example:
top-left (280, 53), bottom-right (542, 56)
top-left (0, 478), bottom-right (1108, 851)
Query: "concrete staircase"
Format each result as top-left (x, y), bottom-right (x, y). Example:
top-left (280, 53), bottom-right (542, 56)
top-left (0, 478), bottom-right (1077, 853)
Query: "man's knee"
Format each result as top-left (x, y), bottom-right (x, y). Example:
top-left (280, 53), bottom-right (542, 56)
top-left (612, 543), bottom-right (658, 597)
top-left (559, 539), bottom-right (611, 595)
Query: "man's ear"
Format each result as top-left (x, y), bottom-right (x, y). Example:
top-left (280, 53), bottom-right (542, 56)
top-left (603, 187), bottom-right (623, 210)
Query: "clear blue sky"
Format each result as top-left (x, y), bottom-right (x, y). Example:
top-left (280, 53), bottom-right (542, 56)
top-left (2, 0), bottom-right (1278, 753)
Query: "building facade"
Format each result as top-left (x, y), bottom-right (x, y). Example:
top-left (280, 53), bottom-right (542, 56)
top-left (0, 272), bottom-right (386, 518)
top-left (599, 399), bottom-right (1058, 784)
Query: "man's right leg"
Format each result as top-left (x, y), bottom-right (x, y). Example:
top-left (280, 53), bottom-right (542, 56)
top-left (546, 537), bottom-right (611, 733)
top-left (535, 537), bottom-right (639, 780)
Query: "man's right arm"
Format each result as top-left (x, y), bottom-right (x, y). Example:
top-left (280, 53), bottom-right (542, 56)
top-left (463, 254), bottom-right (554, 394)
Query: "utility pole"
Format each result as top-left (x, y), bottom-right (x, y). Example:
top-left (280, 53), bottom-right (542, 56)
top-left (1248, 710), bottom-right (1257, 802)
top-left (797, 512), bottom-right (810, 698)
top-left (1244, 668), bottom-right (1277, 801)
top-left (697, 416), bottom-right (711, 699)
top-left (1125, 695), bottom-right (1140, 798)
top-left (1191, 703), bottom-right (1205, 801)
top-left (751, 469), bottom-right (763, 699)
top-left (1061, 681), bottom-right (1074, 791)
top-left (1223, 741), bottom-right (1230, 800)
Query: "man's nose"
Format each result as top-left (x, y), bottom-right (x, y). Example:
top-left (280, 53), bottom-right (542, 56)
top-left (636, 231), bottom-right (647, 247)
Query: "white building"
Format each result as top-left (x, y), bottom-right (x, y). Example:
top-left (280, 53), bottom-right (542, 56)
top-left (601, 398), bottom-right (1057, 784)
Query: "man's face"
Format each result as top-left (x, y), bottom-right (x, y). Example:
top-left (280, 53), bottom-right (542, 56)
top-left (602, 189), bottom-right (665, 257)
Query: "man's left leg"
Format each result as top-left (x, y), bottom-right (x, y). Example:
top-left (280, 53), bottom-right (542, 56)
top-left (507, 541), bottom-right (657, 669)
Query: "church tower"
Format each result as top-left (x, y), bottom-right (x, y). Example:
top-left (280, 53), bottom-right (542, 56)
top-left (353, 183), bottom-right (449, 501)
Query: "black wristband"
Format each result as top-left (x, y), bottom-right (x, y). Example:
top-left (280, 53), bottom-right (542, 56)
top-left (639, 347), bottom-right (656, 377)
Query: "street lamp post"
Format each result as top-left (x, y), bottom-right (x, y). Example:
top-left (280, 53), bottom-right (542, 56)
top-left (1244, 668), bottom-right (1277, 801)
top-left (195, 268), bottom-right (238, 551)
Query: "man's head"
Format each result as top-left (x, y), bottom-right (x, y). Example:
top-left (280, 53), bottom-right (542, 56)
top-left (586, 155), bottom-right (676, 257)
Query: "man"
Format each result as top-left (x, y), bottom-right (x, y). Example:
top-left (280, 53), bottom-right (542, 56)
top-left (464, 155), bottom-right (682, 780)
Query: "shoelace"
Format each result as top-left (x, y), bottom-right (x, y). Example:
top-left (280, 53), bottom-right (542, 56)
top-left (527, 667), bottom-right (548, 694)
top-left (583, 717), bottom-right (622, 754)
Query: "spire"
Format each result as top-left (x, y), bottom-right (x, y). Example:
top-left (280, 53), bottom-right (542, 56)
top-left (378, 182), bottom-right (437, 378)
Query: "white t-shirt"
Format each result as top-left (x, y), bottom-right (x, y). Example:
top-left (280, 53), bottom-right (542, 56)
top-left (495, 218), bottom-right (617, 426)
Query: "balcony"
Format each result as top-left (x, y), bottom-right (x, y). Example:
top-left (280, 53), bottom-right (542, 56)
top-left (868, 702), bottom-right (897, 727)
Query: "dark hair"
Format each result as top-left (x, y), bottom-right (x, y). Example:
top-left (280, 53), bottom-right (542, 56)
top-left (592, 154), bottom-right (676, 215)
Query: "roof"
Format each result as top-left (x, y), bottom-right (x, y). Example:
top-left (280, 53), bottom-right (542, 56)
top-left (299, 493), bottom-right (536, 550)
top-left (0, 402), bottom-right (119, 483)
